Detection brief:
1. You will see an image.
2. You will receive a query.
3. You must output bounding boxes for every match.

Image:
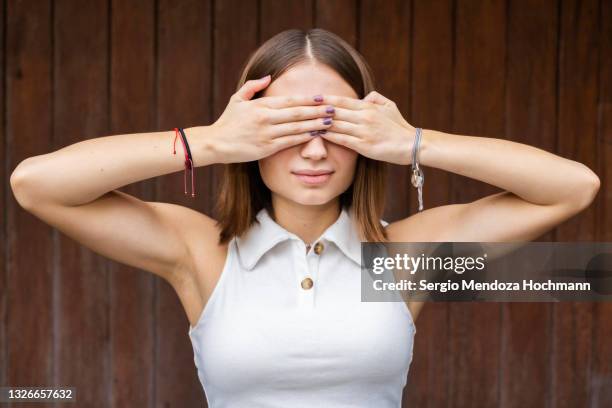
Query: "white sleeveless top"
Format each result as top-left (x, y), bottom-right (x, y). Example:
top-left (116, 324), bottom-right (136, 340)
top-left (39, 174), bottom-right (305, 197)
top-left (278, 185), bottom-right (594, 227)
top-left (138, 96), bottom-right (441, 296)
top-left (188, 206), bottom-right (416, 407)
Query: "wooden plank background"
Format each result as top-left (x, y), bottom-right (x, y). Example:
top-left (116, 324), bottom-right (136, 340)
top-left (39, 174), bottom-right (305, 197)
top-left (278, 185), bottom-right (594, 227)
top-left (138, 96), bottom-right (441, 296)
top-left (1, 0), bottom-right (610, 407)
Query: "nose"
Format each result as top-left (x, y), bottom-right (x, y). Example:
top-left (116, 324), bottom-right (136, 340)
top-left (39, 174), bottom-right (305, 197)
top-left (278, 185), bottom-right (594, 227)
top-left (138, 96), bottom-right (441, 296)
top-left (300, 134), bottom-right (328, 160)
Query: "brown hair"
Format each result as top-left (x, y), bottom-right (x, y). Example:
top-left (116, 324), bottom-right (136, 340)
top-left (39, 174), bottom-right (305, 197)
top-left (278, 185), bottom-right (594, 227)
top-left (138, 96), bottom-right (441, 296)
top-left (214, 28), bottom-right (388, 244)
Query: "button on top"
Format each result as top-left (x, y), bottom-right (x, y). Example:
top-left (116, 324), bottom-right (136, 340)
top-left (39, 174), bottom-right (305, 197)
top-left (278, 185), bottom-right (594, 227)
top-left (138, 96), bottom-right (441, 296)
top-left (301, 277), bottom-right (314, 290)
top-left (313, 241), bottom-right (324, 255)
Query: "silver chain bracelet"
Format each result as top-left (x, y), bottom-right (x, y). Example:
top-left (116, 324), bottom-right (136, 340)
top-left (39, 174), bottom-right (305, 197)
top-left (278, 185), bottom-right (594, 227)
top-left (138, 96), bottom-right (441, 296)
top-left (410, 127), bottom-right (425, 212)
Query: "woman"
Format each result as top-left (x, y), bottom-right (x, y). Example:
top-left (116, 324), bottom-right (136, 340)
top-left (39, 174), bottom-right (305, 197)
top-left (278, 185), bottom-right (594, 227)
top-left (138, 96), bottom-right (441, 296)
top-left (10, 28), bottom-right (600, 407)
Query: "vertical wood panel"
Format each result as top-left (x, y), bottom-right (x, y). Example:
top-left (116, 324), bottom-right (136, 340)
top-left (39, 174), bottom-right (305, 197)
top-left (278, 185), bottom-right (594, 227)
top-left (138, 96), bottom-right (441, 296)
top-left (211, 0), bottom-right (258, 212)
top-left (450, 0), bottom-right (505, 406)
top-left (6, 0), bottom-right (55, 395)
top-left (598, 0), bottom-right (612, 243)
top-left (553, 0), bottom-right (600, 406)
top-left (500, 0), bottom-right (558, 406)
top-left (260, 0), bottom-right (314, 40)
top-left (410, 0), bottom-right (454, 406)
top-left (592, 0), bottom-right (612, 402)
top-left (359, 0), bottom-right (412, 222)
top-left (109, 0), bottom-right (155, 406)
top-left (54, 1), bottom-right (110, 406)
top-left (316, 0), bottom-right (357, 47)
top-left (0, 0), bottom-right (6, 391)
top-left (156, 0), bottom-right (212, 406)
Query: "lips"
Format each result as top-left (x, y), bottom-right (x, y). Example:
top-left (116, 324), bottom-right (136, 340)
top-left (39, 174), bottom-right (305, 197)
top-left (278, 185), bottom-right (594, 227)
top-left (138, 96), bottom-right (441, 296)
top-left (292, 170), bottom-right (334, 185)
top-left (292, 170), bottom-right (334, 176)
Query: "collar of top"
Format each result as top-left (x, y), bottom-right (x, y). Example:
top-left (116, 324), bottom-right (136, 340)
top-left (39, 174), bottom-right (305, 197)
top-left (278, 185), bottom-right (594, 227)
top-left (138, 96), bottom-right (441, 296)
top-left (235, 207), bottom-right (363, 271)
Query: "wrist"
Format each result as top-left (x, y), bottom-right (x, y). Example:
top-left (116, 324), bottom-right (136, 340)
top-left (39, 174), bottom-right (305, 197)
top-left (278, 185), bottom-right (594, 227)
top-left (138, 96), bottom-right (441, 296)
top-left (417, 128), bottom-right (436, 167)
top-left (186, 125), bottom-right (220, 166)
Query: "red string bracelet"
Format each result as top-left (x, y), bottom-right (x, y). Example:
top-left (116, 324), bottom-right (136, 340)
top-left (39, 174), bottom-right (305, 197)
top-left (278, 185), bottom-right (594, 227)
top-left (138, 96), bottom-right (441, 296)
top-left (173, 127), bottom-right (195, 197)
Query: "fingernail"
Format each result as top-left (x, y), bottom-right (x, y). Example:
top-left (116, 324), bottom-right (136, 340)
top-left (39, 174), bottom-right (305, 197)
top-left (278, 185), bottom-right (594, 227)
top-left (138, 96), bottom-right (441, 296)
top-left (309, 130), bottom-right (318, 136)
top-left (323, 118), bottom-right (332, 125)
top-left (313, 94), bottom-right (323, 102)
top-left (260, 74), bottom-right (271, 80)
top-left (325, 106), bottom-right (335, 114)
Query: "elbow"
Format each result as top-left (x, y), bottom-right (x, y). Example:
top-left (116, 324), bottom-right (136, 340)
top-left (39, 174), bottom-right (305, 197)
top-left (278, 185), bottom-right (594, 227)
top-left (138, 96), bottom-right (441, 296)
top-left (568, 167), bottom-right (600, 212)
top-left (10, 158), bottom-right (39, 211)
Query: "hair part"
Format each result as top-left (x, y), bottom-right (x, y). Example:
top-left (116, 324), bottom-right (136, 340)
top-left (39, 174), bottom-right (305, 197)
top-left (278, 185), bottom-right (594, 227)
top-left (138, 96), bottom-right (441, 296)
top-left (214, 28), bottom-right (389, 244)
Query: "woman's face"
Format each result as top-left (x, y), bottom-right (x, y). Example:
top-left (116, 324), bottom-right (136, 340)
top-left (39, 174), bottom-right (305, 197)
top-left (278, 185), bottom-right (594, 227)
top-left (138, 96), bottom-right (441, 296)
top-left (258, 62), bottom-right (359, 207)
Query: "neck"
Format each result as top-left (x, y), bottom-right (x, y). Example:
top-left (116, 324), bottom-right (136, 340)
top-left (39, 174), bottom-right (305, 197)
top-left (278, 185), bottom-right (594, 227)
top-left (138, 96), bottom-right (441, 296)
top-left (270, 196), bottom-right (342, 245)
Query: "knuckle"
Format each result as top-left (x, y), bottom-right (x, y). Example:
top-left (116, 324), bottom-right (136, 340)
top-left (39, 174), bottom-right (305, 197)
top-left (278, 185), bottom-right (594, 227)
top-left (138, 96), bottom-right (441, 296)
top-left (290, 109), bottom-right (302, 121)
top-left (256, 135), bottom-right (270, 148)
top-left (363, 110), bottom-right (375, 123)
top-left (254, 110), bottom-right (267, 124)
top-left (286, 96), bottom-right (296, 106)
top-left (288, 123), bottom-right (301, 134)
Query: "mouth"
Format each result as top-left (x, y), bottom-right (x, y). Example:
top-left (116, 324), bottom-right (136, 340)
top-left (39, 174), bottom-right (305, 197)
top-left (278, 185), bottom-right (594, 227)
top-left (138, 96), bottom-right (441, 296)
top-left (291, 170), bottom-right (334, 185)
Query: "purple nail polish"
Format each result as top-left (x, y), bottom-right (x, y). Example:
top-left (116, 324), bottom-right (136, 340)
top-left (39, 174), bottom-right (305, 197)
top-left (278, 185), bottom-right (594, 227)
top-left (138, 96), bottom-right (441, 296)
top-left (309, 130), bottom-right (318, 136)
top-left (323, 118), bottom-right (332, 125)
top-left (314, 95), bottom-right (323, 102)
top-left (325, 106), bottom-right (335, 114)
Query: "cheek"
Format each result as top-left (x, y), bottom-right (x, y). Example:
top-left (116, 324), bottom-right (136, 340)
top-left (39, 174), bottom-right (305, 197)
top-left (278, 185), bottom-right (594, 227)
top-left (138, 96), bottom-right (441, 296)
top-left (258, 153), bottom-right (290, 186)
top-left (334, 150), bottom-right (359, 180)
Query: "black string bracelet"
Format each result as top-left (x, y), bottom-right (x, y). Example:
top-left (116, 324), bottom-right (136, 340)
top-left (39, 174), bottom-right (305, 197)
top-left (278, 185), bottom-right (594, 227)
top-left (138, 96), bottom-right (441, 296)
top-left (173, 127), bottom-right (196, 197)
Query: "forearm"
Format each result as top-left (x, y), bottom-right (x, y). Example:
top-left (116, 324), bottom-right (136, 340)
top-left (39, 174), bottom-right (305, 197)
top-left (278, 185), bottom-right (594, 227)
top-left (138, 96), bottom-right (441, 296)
top-left (418, 129), bottom-right (600, 207)
top-left (10, 126), bottom-right (216, 207)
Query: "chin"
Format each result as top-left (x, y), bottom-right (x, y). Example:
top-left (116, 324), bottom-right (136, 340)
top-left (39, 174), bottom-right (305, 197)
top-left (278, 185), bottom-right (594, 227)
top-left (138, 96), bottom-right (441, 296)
top-left (294, 197), bottom-right (333, 206)
top-left (289, 191), bottom-right (337, 206)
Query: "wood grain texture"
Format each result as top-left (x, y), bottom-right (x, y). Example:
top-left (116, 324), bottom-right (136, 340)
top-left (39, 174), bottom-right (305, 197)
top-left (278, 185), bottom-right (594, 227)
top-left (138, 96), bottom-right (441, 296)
top-left (360, 0), bottom-right (412, 222)
top-left (316, 0), bottom-right (357, 47)
top-left (155, 0), bottom-right (212, 406)
top-left (408, 0), bottom-right (454, 406)
top-left (108, 0), bottom-right (156, 407)
top-left (1, 1), bottom-right (609, 407)
top-left (449, 0), bottom-right (505, 406)
top-left (500, 0), bottom-right (558, 406)
top-left (592, 0), bottom-right (612, 403)
top-left (260, 0), bottom-right (314, 40)
top-left (6, 0), bottom-right (55, 400)
top-left (553, 0), bottom-right (600, 407)
top-left (54, 1), bottom-right (111, 406)
top-left (0, 0), bottom-right (6, 393)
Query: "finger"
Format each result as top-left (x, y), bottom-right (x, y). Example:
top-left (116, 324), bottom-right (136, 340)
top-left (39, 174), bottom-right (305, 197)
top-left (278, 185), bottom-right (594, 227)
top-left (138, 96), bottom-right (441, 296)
top-left (257, 94), bottom-right (326, 109)
top-left (270, 133), bottom-right (317, 150)
top-left (328, 119), bottom-right (361, 137)
top-left (363, 90), bottom-right (391, 105)
top-left (327, 106), bottom-right (363, 124)
top-left (364, 91), bottom-right (398, 110)
top-left (267, 104), bottom-right (335, 125)
top-left (317, 94), bottom-right (371, 110)
top-left (269, 117), bottom-right (334, 138)
top-left (234, 75), bottom-right (271, 101)
top-left (318, 130), bottom-right (362, 150)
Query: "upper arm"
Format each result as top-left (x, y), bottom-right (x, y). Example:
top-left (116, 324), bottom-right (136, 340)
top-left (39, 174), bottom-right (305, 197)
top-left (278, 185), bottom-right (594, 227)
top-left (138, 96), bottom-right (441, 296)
top-left (386, 191), bottom-right (594, 243)
top-left (14, 188), bottom-right (218, 286)
top-left (385, 190), bottom-right (597, 322)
